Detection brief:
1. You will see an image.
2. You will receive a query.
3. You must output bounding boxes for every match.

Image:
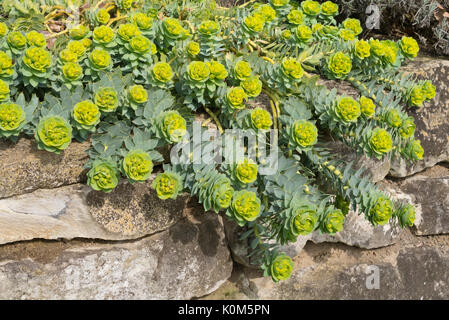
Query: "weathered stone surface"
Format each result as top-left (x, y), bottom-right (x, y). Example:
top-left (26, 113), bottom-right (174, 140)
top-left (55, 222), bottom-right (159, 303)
top-left (0, 179), bottom-right (189, 244)
top-left (390, 57), bottom-right (449, 177)
top-left (0, 212), bottom-right (232, 300)
top-left (389, 165), bottom-right (449, 236)
top-left (0, 138), bottom-right (90, 199)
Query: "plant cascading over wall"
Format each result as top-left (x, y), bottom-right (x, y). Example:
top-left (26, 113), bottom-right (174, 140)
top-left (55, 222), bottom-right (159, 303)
top-left (0, 0), bottom-right (436, 282)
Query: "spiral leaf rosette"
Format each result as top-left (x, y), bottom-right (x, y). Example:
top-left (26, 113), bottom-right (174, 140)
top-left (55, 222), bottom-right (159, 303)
top-left (35, 116), bottom-right (72, 154)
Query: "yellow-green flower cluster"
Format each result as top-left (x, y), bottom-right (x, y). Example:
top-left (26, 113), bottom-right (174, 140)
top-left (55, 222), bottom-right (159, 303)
top-left (292, 120), bottom-right (318, 148)
top-left (162, 18), bottom-right (188, 39)
top-left (335, 97), bottom-right (360, 123)
top-left (400, 36), bottom-right (419, 58)
top-left (302, 0), bottom-right (321, 16)
top-left (421, 81), bottom-right (436, 100)
top-left (270, 253), bottom-right (293, 282)
top-left (359, 96), bottom-right (375, 117)
top-left (343, 18), bottom-right (362, 35)
top-left (382, 40), bottom-right (398, 65)
top-left (87, 160), bottom-right (119, 193)
top-left (207, 60), bottom-right (228, 80)
top-left (117, 0), bottom-right (134, 10)
top-left (93, 26), bottom-right (115, 44)
top-left (369, 128), bottom-right (393, 155)
top-left (62, 62), bottom-right (83, 81)
top-left (118, 23), bottom-right (141, 42)
top-left (70, 25), bottom-right (89, 40)
top-left (234, 60), bottom-right (252, 80)
top-left (123, 150), bottom-right (153, 182)
top-left (296, 25), bottom-right (312, 42)
top-left (95, 87), bottom-right (119, 112)
top-left (270, 0), bottom-right (290, 7)
top-left (199, 20), bottom-right (220, 36)
top-left (282, 30), bottom-right (292, 39)
top-left (153, 171), bottom-right (183, 199)
top-left (0, 51), bottom-right (14, 77)
top-left (370, 197), bottom-right (393, 226)
top-left (72, 100), bottom-right (100, 129)
top-left (241, 76), bottom-right (262, 97)
top-left (89, 48), bottom-right (112, 70)
top-left (128, 84), bottom-right (148, 104)
top-left (255, 4), bottom-right (277, 23)
top-left (26, 31), bottom-right (46, 47)
top-left (132, 12), bottom-right (153, 30)
top-left (230, 190), bottom-right (261, 223)
top-left (251, 108), bottom-right (272, 130)
top-left (68, 40), bottom-right (87, 57)
top-left (35, 116), bottom-right (72, 153)
top-left (409, 86), bottom-right (426, 108)
top-left (152, 62), bottom-right (174, 83)
top-left (186, 41), bottom-right (200, 56)
top-left (130, 35), bottom-right (151, 54)
top-left (244, 14), bottom-right (265, 33)
top-left (281, 58), bottom-right (303, 80)
top-left (287, 9), bottom-right (304, 25)
top-left (355, 40), bottom-right (371, 59)
top-left (291, 206), bottom-right (318, 235)
top-left (235, 158), bottom-right (258, 184)
top-left (23, 47), bottom-right (51, 73)
top-left (407, 139), bottom-right (424, 160)
top-left (0, 22), bottom-right (8, 37)
top-left (369, 39), bottom-right (385, 57)
top-left (339, 29), bottom-right (356, 41)
top-left (397, 204), bottom-right (415, 227)
top-left (187, 61), bottom-right (210, 82)
top-left (161, 111), bottom-right (187, 143)
top-left (328, 52), bottom-right (352, 78)
top-left (7, 31), bottom-right (26, 50)
top-left (385, 109), bottom-right (402, 128)
top-left (59, 49), bottom-right (78, 63)
top-left (321, 209), bottom-right (345, 234)
top-left (226, 87), bottom-right (247, 110)
top-left (0, 103), bottom-right (25, 134)
top-left (321, 1), bottom-right (339, 16)
top-left (400, 117), bottom-right (416, 139)
top-left (96, 9), bottom-right (110, 25)
top-left (0, 79), bottom-right (9, 101)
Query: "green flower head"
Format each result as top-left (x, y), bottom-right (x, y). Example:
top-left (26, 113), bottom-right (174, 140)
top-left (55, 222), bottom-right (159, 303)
top-left (59, 49), bottom-right (78, 63)
top-left (89, 48), bottom-right (112, 70)
top-left (230, 190), bottom-right (261, 223)
top-left (118, 0), bottom-right (134, 10)
top-left (23, 47), bottom-right (51, 73)
top-left (251, 107), bottom-right (272, 130)
top-left (369, 39), bottom-right (385, 57)
top-left (96, 8), bottom-right (110, 25)
top-left (161, 111), bottom-right (187, 143)
top-left (226, 87), bottom-right (247, 109)
top-left (400, 117), bottom-right (416, 139)
top-left (152, 62), bottom-right (173, 83)
top-left (382, 40), bottom-right (398, 65)
top-left (26, 31), bottom-right (46, 47)
top-left (241, 76), bottom-right (262, 97)
top-left (0, 103), bottom-right (25, 136)
top-left (128, 84), bottom-right (148, 104)
top-left (81, 38), bottom-right (92, 49)
top-left (369, 128), bottom-right (393, 155)
top-left (321, 209), bottom-right (345, 234)
top-left (400, 36), bottom-right (419, 58)
top-left (70, 25), bottom-right (89, 40)
top-left (370, 197), bottom-right (393, 226)
top-left (162, 18), bottom-right (185, 38)
top-left (0, 51), bottom-right (14, 77)
top-left (132, 12), bottom-right (153, 30)
top-left (312, 23), bottom-right (324, 35)
top-left (335, 97), bottom-right (360, 123)
top-left (421, 81), bottom-right (436, 100)
top-left (287, 9), bottom-right (304, 25)
top-left (328, 52), bottom-right (352, 78)
top-left (123, 150), bottom-right (153, 182)
top-left (291, 206), bottom-right (318, 235)
top-left (343, 18), bottom-right (362, 35)
top-left (72, 100), bottom-right (100, 129)
top-left (385, 109), bottom-right (402, 128)
top-left (62, 62), bottom-right (83, 81)
top-left (68, 40), bottom-right (86, 57)
top-left (409, 86), bottom-right (426, 108)
top-left (323, 25), bottom-right (339, 35)
top-left (397, 204), bottom-right (415, 227)
top-left (270, 253), bottom-right (293, 282)
top-left (407, 139), bottom-right (424, 161)
top-left (355, 40), bottom-right (371, 59)
top-left (301, 0), bottom-right (321, 16)
top-left (359, 96), bottom-right (375, 117)
top-left (0, 79), bottom-right (10, 101)
top-left (270, 0), bottom-right (290, 7)
top-left (199, 20), bottom-right (220, 36)
top-left (187, 61), bottom-right (210, 82)
top-left (118, 23), bottom-right (141, 42)
top-left (211, 178), bottom-right (234, 211)
top-left (129, 35), bottom-right (151, 54)
top-left (296, 25), bottom-right (312, 42)
top-left (292, 120), bottom-right (318, 148)
top-left (235, 158), bottom-right (258, 184)
top-left (281, 57), bottom-right (304, 80)
top-left (321, 1), bottom-right (339, 16)
top-left (35, 116), bottom-right (72, 153)
top-left (244, 14), bottom-right (265, 33)
top-left (207, 60), bottom-right (228, 80)
top-left (7, 31), bottom-right (26, 50)
top-left (93, 25), bottom-right (115, 44)
top-left (87, 160), bottom-right (119, 193)
top-left (153, 171), bottom-right (183, 200)
top-left (339, 29), bottom-right (356, 41)
top-left (95, 87), bottom-right (119, 112)
top-left (234, 60), bottom-right (252, 80)
top-left (186, 41), bottom-right (200, 56)
top-left (0, 22), bottom-right (8, 37)
top-left (281, 30), bottom-right (292, 39)
top-left (255, 4), bottom-right (277, 23)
